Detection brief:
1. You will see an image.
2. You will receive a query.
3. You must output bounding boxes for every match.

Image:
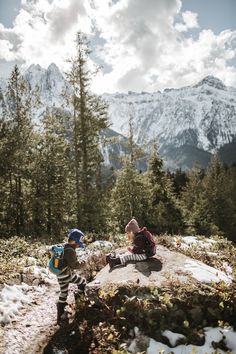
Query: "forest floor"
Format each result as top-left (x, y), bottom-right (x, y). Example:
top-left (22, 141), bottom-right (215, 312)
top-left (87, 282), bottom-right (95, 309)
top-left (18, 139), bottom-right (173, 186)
top-left (0, 236), bottom-right (235, 354)
top-left (0, 282), bottom-right (58, 354)
top-left (0, 280), bottom-right (78, 354)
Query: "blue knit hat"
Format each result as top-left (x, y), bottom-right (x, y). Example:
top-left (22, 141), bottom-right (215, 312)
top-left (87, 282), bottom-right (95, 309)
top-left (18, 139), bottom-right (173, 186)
top-left (68, 228), bottom-right (85, 248)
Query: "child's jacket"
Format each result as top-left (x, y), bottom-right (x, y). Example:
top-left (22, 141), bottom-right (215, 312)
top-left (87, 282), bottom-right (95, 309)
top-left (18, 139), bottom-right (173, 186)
top-left (61, 244), bottom-right (81, 270)
top-left (130, 227), bottom-right (155, 254)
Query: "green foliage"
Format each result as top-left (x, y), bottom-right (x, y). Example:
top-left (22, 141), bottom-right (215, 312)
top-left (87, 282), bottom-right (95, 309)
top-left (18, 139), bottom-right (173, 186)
top-left (71, 281), bottom-right (236, 352)
top-left (108, 145), bottom-right (184, 235)
top-left (29, 109), bottom-right (71, 236)
top-left (0, 34), bottom-right (109, 237)
top-left (168, 168), bottom-right (189, 196)
top-left (203, 155), bottom-right (236, 238)
top-left (0, 236), bottom-right (47, 283)
top-left (180, 155), bottom-right (236, 241)
top-left (1, 41), bottom-right (236, 242)
top-left (0, 65), bottom-right (39, 236)
top-left (64, 32), bottom-right (109, 233)
top-left (36, 233), bottom-right (236, 352)
top-left (145, 145), bottom-right (184, 234)
top-left (108, 160), bottom-right (149, 232)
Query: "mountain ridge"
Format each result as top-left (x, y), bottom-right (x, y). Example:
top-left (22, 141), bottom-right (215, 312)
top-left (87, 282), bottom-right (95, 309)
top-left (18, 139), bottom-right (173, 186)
top-left (1, 63), bottom-right (236, 170)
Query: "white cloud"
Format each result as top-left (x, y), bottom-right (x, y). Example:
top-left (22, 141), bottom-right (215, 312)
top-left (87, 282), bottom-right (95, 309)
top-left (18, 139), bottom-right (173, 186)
top-left (0, 0), bottom-right (236, 92)
top-left (0, 40), bottom-right (15, 61)
top-left (182, 11), bottom-right (198, 28)
top-left (0, 0), bottom-right (92, 72)
top-left (175, 10), bottom-right (199, 32)
top-left (91, 0), bottom-right (236, 92)
top-left (47, 0), bottom-right (90, 42)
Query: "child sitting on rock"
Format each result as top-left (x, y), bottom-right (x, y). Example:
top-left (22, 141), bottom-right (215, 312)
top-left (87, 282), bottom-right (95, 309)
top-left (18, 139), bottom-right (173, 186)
top-left (107, 218), bottom-right (156, 270)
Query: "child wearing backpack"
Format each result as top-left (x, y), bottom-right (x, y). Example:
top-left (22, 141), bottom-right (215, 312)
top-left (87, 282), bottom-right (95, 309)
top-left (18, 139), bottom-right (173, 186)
top-left (106, 218), bottom-right (156, 270)
top-left (52, 228), bottom-right (87, 324)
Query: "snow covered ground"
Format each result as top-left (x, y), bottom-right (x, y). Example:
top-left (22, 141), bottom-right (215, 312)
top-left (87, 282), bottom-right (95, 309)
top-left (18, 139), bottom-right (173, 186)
top-left (0, 277), bottom-right (54, 325)
top-left (0, 254), bottom-right (57, 325)
top-left (174, 236), bottom-right (233, 283)
top-left (174, 235), bottom-right (217, 250)
top-left (129, 327), bottom-right (236, 354)
top-left (184, 259), bottom-right (232, 283)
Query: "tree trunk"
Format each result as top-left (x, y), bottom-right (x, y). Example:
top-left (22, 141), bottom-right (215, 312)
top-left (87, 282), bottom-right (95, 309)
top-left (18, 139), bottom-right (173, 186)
top-left (73, 95), bottom-right (81, 226)
top-left (19, 175), bottom-right (24, 233)
top-left (15, 175), bottom-right (20, 235)
top-left (47, 178), bottom-right (52, 235)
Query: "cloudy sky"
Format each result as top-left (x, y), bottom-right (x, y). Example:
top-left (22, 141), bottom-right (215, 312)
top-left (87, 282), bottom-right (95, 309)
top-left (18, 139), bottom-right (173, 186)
top-left (0, 0), bottom-right (236, 93)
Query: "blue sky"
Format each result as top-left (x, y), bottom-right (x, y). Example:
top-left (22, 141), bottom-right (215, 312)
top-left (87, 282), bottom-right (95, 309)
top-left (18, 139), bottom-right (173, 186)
top-left (0, 1), bottom-right (21, 28)
top-left (182, 0), bottom-right (236, 34)
top-left (0, 0), bottom-right (236, 93)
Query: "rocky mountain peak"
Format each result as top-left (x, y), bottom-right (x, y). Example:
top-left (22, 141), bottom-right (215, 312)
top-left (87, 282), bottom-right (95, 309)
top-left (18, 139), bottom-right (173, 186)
top-left (47, 63), bottom-right (63, 79)
top-left (27, 63), bottom-right (43, 71)
top-left (194, 75), bottom-right (226, 90)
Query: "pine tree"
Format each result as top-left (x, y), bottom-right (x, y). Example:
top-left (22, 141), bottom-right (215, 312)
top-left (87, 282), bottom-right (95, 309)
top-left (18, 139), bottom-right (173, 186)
top-left (202, 154), bottom-right (234, 236)
top-left (64, 32), bottom-right (108, 232)
top-left (0, 65), bottom-right (38, 235)
top-left (226, 164), bottom-right (236, 241)
top-left (169, 168), bottom-right (188, 196)
top-left (0, 88), bottom-right (13, 235)
top-left (108, 160), bottom-right (148, 232)
top-left (108, 108), bottom-right (149, 232)
top-left (29, 109), bottom-right (71, 236)
top-left (126, 105), bottom-right (144, 167)
top-left (180, 163), bottom-right (207, 234)
top-left (146, 145), bottom-right (183, 234)
top-left (181, 155), bottom-right (235, 237)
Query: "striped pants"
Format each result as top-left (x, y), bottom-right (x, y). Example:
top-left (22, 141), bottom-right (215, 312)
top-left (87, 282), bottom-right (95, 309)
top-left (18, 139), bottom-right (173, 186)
top-left (120, 252), bottom-right (147, 265)
top-left (57, 269), bottom-right (86, 304)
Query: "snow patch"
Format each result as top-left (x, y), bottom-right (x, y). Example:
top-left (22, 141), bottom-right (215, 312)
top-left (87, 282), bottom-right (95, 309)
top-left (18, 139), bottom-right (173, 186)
top-left (162, 330), bottom-right (185, 346)
top-left (130, 327), bottom-right (236, 354)
top-left (23, 264), bottom-right (56, 286)
top-left (184, 259), bottom-right (232, 284)
top-left (175, 236), bottom-right (216, 250)
top-left (0, 284), bottom-right (33, 325)
top-left (91, 240), bottom-right (113, 249)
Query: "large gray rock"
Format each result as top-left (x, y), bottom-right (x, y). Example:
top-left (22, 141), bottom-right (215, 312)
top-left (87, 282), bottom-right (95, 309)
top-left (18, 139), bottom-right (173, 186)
top-left (87, 245), bottom-right (193, 292)
top-left (86, 245), bottom-right (232, 293)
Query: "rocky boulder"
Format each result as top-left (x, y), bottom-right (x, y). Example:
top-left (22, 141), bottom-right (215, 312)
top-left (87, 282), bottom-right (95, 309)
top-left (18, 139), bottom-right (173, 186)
top-left (86, 245), bottom-right (232, 293)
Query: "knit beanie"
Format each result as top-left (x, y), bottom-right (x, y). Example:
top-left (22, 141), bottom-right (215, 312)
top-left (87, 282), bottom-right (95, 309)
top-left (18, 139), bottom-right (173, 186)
top-left (125, 218), bottom-right (140, 234)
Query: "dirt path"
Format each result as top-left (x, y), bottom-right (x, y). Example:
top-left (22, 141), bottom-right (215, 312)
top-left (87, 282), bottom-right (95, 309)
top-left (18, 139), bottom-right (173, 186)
top-left (0, 283), bottom-right (58, 354)
top-left (0, 281), bottom-right (78, 354)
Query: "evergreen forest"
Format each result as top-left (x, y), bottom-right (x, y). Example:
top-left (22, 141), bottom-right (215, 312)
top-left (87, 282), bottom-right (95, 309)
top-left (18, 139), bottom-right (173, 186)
top-left (1, 33), bottom-right (236, 244)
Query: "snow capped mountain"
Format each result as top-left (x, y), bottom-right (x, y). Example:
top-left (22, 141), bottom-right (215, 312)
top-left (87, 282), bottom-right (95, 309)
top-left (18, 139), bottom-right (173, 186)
top-left (103, 75), bottom-right (236, 153)
top-left (1, 64), bottom-right (236, 169)
top-left (24, 63), bottom-right (65, 107)
top-left (193, 76), bottom-right (227, 90)
top-left (100, 128), bottom-right (147, 172)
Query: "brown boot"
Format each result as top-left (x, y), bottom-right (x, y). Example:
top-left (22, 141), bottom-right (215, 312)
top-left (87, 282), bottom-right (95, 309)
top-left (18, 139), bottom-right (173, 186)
top-left (74, 280), bottom-right (87, 301)
top-left (57, 302), bottom-right (67, 324)
top-left (77, 279), bottom-right (86, 293)
top-left (106, 255), bottom-right (121, 270)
